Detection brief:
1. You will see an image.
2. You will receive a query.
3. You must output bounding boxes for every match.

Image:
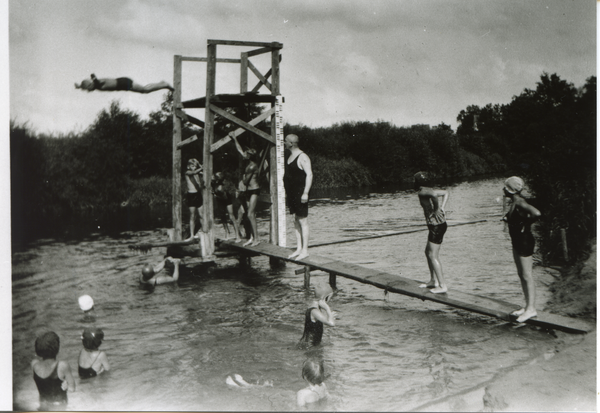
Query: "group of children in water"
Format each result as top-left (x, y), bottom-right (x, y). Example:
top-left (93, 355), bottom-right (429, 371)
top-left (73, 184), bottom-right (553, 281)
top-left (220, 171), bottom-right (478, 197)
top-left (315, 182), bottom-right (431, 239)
top-left (31, 325), bottom-right (109, 410)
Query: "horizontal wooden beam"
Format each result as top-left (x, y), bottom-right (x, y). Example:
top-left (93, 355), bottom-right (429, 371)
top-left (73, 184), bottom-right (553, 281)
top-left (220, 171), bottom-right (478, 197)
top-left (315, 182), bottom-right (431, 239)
top-left (176, 135), bottom-right (198, 149)
top-left (208, 39), bottom-right (283, 48)
top-left (180, 57), bottom-right (241, 63)
top-left (247, 46), bottom-right (272, 57)
top-left (210, 107), bottom-right (275, 153)
top-left (182, 93), bottom-right (277, 109)
top-left (209, 104), bottom-right (275, 144)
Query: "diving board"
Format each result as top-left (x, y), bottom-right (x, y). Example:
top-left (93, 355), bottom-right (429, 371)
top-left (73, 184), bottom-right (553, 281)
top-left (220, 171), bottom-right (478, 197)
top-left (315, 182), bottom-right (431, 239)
top-left (217, 239), bottom-right (591, 334)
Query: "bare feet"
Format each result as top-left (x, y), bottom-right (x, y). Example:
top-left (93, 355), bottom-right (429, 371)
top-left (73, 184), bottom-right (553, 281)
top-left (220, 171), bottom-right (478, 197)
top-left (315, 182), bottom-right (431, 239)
top-left (250, 240), bottom-right (260, 247)
top-left (243, 238), bottom-right (253, 247)
top-left (419, 282), bottom-right (438, 289)
top-left (429, 286), bottom-right (448, 294)
top-left (510, 308), bottom-right (525, 317)
top-left (516, 309), bottom-right (537, 323)
top-left (234, 238), bottom-right (242, 243)
top-left (288, 250), bottom-right (301, 259)
top-left (295, 252), bottom-right (309, 261)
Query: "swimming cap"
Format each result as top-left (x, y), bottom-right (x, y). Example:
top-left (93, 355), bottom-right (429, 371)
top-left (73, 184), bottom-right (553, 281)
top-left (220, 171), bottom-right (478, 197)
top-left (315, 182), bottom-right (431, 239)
top-left (414, 171), bottom-right (430, 187)
top-left (78, 295), bottom-right (94, 312)
top-left (82, 327), bottom-right (104, 341)
top-left (141, 264), bottom-right (155, 281)
top-left (504, 176), bottom-right (524, 194)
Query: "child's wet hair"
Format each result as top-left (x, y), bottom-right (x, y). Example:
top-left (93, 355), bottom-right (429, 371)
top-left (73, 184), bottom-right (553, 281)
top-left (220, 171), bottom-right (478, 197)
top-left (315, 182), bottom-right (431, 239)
top-left (82, 327), bottom-right (104, 350)
top-left (302, 358), bottom-right (325, 385)
top-left (35, 331), bottom-right (60, 359)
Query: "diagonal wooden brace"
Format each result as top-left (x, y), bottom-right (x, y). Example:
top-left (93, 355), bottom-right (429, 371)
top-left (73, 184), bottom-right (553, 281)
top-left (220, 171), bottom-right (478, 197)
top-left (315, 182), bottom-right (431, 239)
top-left (247, 60), bottom-right (271, 92)
top-left (209, 104), bottom-right (275, 145)
top-left (210, 107), bottom-right (275, 153)
top-left (175, 108), bottom-right (205, 128)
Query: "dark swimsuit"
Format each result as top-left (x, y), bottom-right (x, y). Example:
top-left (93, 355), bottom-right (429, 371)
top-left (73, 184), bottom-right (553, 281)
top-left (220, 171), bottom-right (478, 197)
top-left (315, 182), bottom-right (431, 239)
top-left (284, 153), bottom-right (309, 217)
top-left (116, 77), bottom-right (134, 91)
top-left (79, 352), bottom-right (100, 379)
top-left (299, 306), bottom-right (323, 347)
top-left (33, 362), bottom-right (67, 409)
top-left (506, 209), bottom-right (535, 257)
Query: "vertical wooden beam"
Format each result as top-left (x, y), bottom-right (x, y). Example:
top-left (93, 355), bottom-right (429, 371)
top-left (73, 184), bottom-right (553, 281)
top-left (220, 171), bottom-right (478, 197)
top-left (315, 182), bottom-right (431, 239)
top-left (240, 52), bottom-right (248, 93)
top-left (172, 55), bottom-right (183, 241)
top-left (304, 265), bottom-right (311, 289)
top-left (329, 272), bottom-right (337, 290)
top-left (202, 43), bottom-right (217, 257)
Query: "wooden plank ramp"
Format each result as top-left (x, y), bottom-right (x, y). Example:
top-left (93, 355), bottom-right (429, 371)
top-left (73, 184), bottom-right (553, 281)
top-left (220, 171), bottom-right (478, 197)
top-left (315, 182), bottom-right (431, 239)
top-left (217, 239), bottom-right (591, 334)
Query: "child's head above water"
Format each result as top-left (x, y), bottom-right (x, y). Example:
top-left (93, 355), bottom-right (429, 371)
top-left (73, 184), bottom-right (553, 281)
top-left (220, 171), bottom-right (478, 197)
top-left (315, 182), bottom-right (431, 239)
top-left (35, 331), bottom-right (60, 359)
top-left (82, 327), bottom-right (104, 351)
top-left (141, 264), bottom-right (155, 281)
top-left (302, 358), bottom-right (325, 386)
top-left (312, 282), bottom-right (333, 301)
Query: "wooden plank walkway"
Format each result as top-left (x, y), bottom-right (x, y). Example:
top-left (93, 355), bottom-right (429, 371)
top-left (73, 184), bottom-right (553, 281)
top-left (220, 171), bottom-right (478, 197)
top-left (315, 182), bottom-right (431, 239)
top-left (217, 239), bottom-right (592, 334)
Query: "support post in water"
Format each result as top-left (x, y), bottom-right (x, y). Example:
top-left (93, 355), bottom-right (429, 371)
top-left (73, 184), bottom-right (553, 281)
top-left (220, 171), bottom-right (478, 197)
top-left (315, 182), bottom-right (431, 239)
top-left (329, 272), bottom-right (337, 290)
top-left (561, 228), bottom-right (569, 262)
top-left (304, 266), bottom-right (311, 289)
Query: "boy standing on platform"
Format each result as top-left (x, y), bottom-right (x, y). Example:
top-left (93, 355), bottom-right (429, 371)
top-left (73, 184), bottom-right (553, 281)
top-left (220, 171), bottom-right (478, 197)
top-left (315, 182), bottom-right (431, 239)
top-left (414, 172), bottom-right (449, 294)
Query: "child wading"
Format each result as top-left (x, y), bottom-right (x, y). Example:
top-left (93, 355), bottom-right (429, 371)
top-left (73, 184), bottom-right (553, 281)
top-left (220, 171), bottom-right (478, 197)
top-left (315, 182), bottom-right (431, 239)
top-left (298, 283), bottom-right (335, 349)
top-left (297, 358), bottom-right (329, 407)
top-left (31, 331), bottom-right (76, 411)
top-left (78, 327), bottom-right (110, 379)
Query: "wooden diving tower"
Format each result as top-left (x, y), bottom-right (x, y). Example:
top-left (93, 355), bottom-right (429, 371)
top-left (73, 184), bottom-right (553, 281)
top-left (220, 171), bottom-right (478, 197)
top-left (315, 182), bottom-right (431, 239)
top-left (171, 40), bottom-right (285, 260)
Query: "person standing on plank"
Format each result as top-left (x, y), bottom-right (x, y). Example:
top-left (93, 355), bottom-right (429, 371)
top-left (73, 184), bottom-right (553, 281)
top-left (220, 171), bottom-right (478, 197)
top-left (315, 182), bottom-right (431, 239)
top-left (185, 158), bottom-right (204, 241)
top-left (414, 171), bottom-right (449, 294)
top-left (502, 176), bottom-right (541, 323)
top-left (232, 135), bottom-right (261, 247)
top-left (284, 134), bottom-right (313, 260)
top-left (75, 74), bottom-right (173, 94)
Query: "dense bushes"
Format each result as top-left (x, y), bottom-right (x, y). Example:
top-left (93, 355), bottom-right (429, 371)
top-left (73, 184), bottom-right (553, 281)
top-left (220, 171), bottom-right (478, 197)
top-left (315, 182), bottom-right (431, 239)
top-left (11, 73), bottom-right (595, 264)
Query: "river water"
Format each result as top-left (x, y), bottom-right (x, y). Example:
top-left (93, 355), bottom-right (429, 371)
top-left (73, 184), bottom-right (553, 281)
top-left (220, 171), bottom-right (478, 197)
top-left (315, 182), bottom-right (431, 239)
top-left (12, 178), bottom-right (570, 411)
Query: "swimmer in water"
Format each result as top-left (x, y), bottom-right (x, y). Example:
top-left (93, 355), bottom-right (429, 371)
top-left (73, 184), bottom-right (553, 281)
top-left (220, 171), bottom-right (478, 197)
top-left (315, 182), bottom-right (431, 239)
top-left (78, 328), bottom-right (110, 379)
top-left (414, 171), bottom-right (449, 294)
top-left (139, 257), bottom-right (181, 285)
top-left (298, 283), bottom-right (335, 348)
top-left (31, 331), bottom-right (76, 411)
top-left (297, 358), bottom-right (328, 407)
top-left (75, 74), bottom-right (173, 94)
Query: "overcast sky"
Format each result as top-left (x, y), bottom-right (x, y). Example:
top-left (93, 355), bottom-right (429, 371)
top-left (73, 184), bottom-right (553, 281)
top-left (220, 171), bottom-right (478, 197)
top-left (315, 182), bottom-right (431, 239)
top-left (8, 0), bottom-right (596, 135)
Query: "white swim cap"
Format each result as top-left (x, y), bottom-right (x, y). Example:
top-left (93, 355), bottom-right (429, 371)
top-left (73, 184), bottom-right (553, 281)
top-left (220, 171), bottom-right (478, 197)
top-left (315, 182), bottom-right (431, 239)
top-left (78, 295), bottom-right (94, 311)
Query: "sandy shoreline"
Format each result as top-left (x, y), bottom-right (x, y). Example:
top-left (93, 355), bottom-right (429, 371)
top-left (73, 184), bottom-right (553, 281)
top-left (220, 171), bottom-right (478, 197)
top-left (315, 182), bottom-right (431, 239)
top-left (413, 241), bottom-right (597, 412)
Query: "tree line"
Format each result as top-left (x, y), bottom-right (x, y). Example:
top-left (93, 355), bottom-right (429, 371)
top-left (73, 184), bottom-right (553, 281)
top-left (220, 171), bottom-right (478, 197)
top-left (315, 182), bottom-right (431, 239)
top-left (11, 73), bottom-right (595, 264)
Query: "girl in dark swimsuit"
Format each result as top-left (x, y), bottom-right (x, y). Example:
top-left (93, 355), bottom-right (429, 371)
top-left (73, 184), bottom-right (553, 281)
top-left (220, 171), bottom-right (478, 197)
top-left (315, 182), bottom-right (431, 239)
top-left (78, 327), bottom-right (110, 379)
top-left (31, 331), bottom-right (76, 411)
top-left (502, 176), bottom-right (541, 323)
top-left (298, 283), bottom-right (335, 349)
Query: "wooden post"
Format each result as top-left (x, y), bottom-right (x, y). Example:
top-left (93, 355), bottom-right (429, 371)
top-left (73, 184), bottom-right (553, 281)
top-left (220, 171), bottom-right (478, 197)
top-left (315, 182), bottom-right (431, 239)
top-left (560, 228), bottom-right (569, 262)
top-left (172, 55), bottom-right (183, 241)
top-left (304, 265), bottom-right (311, 289)
top-left (202, 43), bottom-right (217, 257)
top-left (240, 52), bottom-right (248, 93)
top-left (329, 272), bottom-right (337, 290)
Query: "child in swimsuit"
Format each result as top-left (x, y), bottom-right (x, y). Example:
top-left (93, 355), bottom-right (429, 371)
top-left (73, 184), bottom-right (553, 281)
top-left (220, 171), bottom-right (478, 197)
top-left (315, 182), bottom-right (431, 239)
top-left (139, 257), bottom-right (181, 285)
top-left (297, 358), bottom-right (328, 407)
top-left (31, 331), bottom-right (76, 411)
top-left (298, 283), bottom-right (335, 348)
top-left (78, 327), bottom-right (110, 379)
top-left (75, 74), bottom-right (173, 94)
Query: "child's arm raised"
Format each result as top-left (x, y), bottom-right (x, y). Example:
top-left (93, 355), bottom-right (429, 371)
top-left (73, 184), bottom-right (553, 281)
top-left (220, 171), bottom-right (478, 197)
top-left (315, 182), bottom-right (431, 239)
top-left (313, 301), bottom-right (335, 327)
